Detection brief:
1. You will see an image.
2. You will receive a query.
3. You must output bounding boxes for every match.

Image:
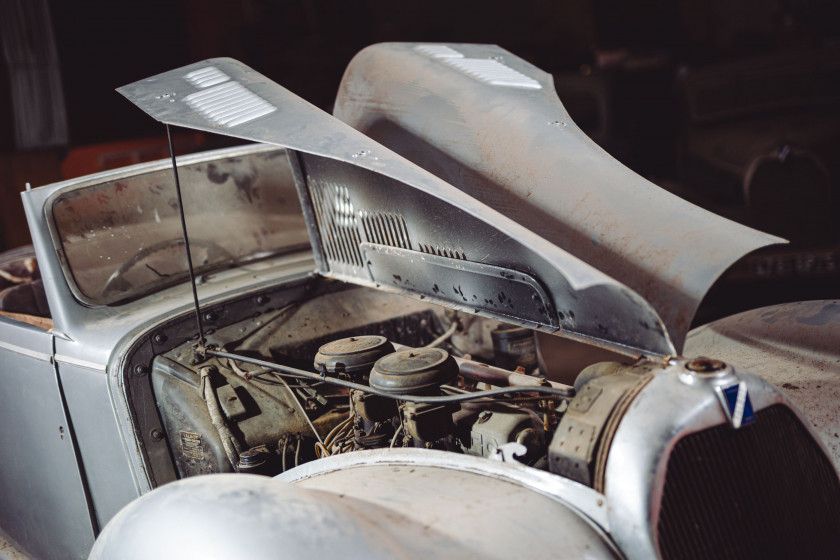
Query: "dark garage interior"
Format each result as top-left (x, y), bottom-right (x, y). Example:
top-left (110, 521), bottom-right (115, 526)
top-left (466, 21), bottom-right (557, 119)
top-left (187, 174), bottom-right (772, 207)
top-left (1, 0), bottom-right (839, 321)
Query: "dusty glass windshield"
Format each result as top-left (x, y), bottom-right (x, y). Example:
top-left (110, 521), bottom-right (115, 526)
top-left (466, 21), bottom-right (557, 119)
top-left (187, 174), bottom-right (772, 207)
top-left (51, 146), bottom-right (309, 305)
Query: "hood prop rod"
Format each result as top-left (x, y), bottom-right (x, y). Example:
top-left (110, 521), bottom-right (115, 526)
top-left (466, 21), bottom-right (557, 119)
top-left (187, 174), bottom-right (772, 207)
top-left (166, 124), bottom-right (206, 349)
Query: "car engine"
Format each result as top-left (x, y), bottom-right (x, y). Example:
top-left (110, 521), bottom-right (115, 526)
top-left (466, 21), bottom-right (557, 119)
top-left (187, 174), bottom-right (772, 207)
top-left (149, 283), bottom-right (564, 478)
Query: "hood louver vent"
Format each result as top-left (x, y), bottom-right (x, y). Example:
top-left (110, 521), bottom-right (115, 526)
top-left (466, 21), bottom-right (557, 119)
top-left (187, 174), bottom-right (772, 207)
top-left (310, 180), bottom-right (364, 269)
top-left (360, 212), bottom-right (412, 250)
top-left (419, 244), bottom-right (466, 260)
top-left (310, 181), bottom-right (419, 272)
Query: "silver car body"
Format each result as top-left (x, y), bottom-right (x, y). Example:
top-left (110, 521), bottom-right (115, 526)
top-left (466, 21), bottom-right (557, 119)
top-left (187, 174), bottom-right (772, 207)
top-left (0, 44), bottom-right (836, 560)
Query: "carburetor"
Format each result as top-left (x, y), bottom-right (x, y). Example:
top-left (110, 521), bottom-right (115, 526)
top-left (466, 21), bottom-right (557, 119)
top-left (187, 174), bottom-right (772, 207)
top-left (369, 347), bottom-right (459, 447)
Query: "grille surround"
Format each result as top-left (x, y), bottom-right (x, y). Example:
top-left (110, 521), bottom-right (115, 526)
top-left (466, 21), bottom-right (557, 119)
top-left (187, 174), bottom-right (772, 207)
top-left (602, 361), bottom-right (840, 560)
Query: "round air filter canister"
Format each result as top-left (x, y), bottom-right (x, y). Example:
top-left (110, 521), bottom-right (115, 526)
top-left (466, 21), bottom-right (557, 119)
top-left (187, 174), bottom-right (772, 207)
top-left (236, 448), bottom-right (272, 476)
top-left (314, 336), bottom-right (395, 380)
top-left (369, 348), bottom-right (458, 395)
top-left (491, 326), bottom-right (537, 371)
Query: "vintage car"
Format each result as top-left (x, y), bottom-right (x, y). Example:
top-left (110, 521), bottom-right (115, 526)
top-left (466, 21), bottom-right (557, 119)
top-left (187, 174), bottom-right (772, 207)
top-left (0, 43), bottom-right (838, 559)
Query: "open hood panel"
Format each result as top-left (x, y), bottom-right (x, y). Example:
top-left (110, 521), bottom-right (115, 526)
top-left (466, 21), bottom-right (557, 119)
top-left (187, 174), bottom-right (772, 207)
top-left (118, 56), bottom-right (778, 357)
top-left (334, 43), bottom-right (785, 353)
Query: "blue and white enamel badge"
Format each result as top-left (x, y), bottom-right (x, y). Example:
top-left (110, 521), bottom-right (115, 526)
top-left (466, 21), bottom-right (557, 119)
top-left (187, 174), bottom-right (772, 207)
top-left (715, 381), bottom-right (756, 429)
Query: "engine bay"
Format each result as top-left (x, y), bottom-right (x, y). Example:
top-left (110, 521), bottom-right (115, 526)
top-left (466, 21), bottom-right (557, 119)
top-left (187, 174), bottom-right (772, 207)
top-left (147, 281), bottom-right (579, 479)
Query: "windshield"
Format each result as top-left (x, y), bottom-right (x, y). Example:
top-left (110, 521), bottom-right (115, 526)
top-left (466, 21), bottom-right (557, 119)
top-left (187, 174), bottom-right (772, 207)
top-left (51, 145), bottom-right (309, 305)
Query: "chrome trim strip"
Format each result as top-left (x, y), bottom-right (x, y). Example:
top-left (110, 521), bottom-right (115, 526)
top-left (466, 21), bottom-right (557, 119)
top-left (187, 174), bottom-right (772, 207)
top-left (0, 339), bottom-right (52, 363)
top-left (55, 354), bottom-right (107, 373)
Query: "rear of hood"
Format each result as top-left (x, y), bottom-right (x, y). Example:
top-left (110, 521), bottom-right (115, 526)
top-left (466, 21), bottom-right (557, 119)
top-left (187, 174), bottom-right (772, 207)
top-left (334, 43), bottom-right (784, 353)
top-left (117, 51), bottom-right (780, 358)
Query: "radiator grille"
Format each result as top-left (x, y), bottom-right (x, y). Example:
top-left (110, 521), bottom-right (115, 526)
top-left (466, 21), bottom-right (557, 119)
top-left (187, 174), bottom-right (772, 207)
top-left (657, 404), bottom-right (840, 559)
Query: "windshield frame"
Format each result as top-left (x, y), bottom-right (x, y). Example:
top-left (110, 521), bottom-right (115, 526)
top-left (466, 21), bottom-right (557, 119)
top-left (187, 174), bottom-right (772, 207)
top-left (44, 143), bottom-right (310, 307)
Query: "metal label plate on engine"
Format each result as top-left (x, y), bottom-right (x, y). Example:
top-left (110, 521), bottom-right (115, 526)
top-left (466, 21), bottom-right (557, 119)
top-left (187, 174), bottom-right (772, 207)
top-left (180, 430), bottom-right (204, 460)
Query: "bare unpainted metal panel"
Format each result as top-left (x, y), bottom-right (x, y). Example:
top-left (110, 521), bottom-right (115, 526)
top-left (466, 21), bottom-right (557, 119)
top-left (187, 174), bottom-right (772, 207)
top-left (333, 43), bottom-right (784, 353)
top-left (288, 461), bottom-right (618, 558)
top-left (91, 470), bottom-right (617, 559)
top-left (280, 447), bottom-right (611, 530)
top-left (116, 57), bottom-right (754, 357)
